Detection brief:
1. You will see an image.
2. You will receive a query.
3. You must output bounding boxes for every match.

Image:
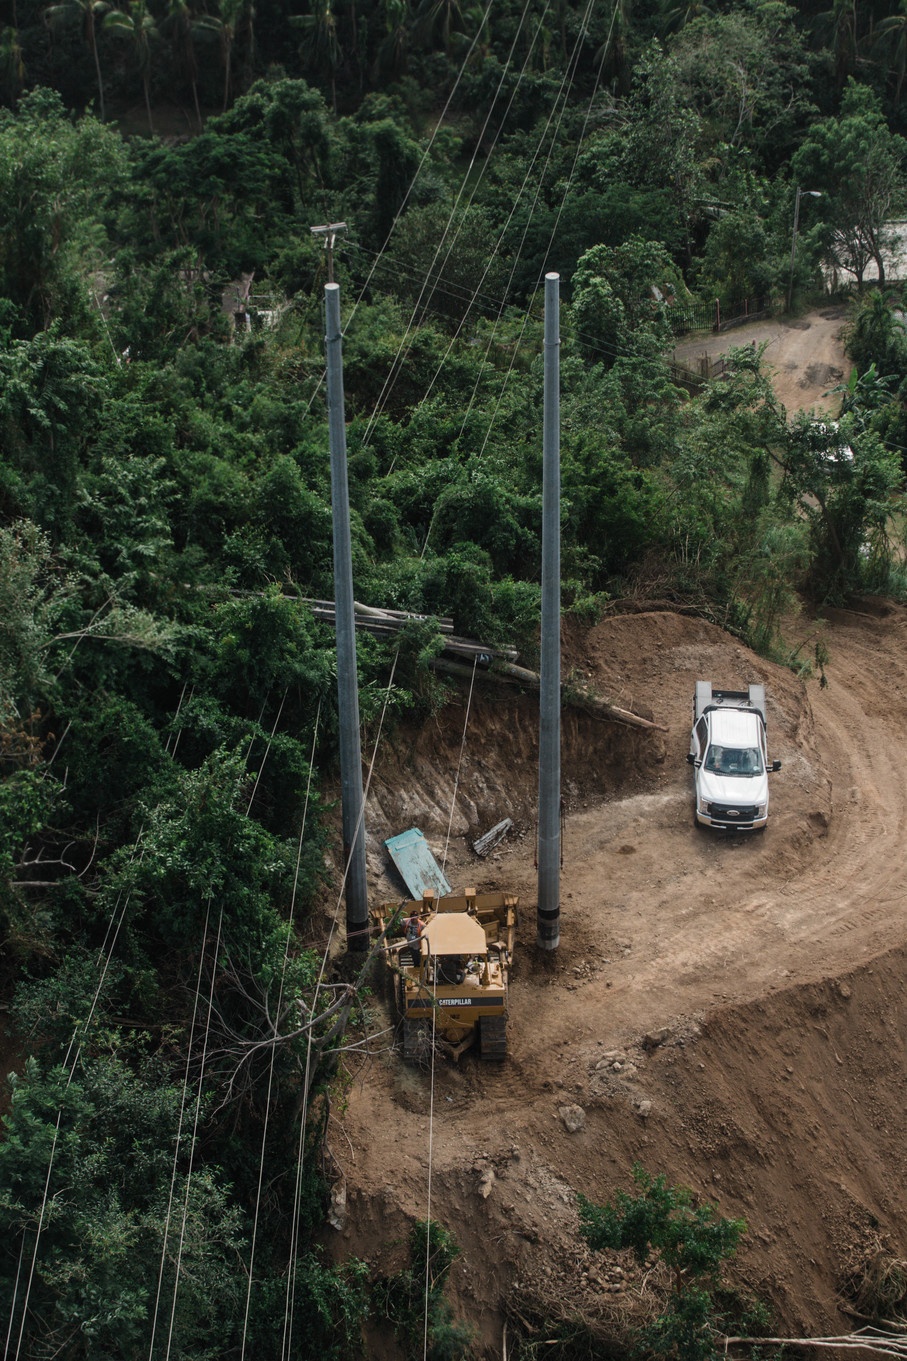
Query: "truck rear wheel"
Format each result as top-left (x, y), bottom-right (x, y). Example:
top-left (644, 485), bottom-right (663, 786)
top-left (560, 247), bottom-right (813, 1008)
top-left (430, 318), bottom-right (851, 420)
top-left (479, 1015), bottom-right (507, 1061)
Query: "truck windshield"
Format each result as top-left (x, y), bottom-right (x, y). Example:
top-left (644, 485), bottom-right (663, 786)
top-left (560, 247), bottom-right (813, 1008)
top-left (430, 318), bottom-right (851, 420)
top-left (704, 746), bottom-right (763, 776)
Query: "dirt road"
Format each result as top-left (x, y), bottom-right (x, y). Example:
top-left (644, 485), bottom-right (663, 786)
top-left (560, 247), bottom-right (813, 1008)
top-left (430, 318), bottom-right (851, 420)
top-left (327, 307), bottom-right (907, 1356)
top-left (673, 306), bottom-right (853, 416)
top-left (334, 605), bottom-right (907, 1352)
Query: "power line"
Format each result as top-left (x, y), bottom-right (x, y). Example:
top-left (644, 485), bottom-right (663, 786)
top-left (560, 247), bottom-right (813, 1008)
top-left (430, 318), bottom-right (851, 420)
top-left (279, 703), bottom-right (322, 1360)
top-left (433, 6), bottom-right (601, 470)
top-left (358, 0), bottom-right (545, 448)
top-left (148, 898), bottom-right (214, 1361)
top-left (475, 0), bottom-right (612, 462)
top-left (301, 4), bottom-right (497, 423)
top-left (238, 689), bottom-right (306, 1358)
top-left (282, 654), bottom-right (401, 1354)
top-left (163, 903), bottom-right (224, 1361)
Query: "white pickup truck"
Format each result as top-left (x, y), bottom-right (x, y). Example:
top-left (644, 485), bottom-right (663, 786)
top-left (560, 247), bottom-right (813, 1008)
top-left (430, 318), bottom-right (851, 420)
top-left (687, 682), bottom-right (782, 832)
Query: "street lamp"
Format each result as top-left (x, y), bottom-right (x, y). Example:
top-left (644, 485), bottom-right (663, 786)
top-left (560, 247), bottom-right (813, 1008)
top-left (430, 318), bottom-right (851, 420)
top-left (310, 222), bottom-right (347, 284)
top-left (787, 187), bottom-right (822, 312)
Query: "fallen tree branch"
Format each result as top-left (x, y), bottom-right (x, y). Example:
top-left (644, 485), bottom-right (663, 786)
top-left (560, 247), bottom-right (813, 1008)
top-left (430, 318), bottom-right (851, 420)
top-left (201, 916), bottom-right (403, 1115)
top-left (723, 1327), bottom-right (907, 1357)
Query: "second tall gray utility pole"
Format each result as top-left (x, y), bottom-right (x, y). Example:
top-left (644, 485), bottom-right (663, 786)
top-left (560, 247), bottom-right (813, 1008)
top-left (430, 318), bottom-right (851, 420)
top-left (324, 282), bottom-right (369, 951)
top-left (537, 272), bottom-right (561, 951)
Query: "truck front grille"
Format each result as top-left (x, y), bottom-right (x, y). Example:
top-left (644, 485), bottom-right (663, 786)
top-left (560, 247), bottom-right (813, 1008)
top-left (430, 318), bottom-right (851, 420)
top-left (707, 803), bottom-right (759, 822)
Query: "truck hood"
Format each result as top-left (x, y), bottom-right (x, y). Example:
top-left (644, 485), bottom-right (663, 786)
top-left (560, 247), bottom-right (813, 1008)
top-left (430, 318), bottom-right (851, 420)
top-left (698, 769), bottom-right (768, 805)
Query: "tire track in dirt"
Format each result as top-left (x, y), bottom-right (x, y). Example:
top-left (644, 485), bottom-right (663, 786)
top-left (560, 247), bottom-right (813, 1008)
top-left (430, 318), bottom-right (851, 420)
top-left (495, 605), bottom-right (907, 1060)
top-left (780, 605), bottom-right (907, 950)
top-left (342, 603), bottom-right (907, 1157)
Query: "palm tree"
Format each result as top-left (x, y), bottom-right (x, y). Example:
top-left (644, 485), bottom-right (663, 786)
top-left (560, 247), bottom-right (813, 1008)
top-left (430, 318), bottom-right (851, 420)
top-left (657, 0), bottom-right (713, 36)
top-left (412, 0), bottom-right (462, 54)
top-left (815, 0), bottom-right (862, 90)
top-left (104, 0), bottom-right (158, 133)
top-left (162, 0), bottom-right (210, 128)
top-left (875, 0), bottom-right (907, 107)
top-left (373, 0), bottom-right (408, 78)
top-left (594, 0), bottom-right (634, 95)
top-left (210, 0), bottom-right (246, 112)
top-left (296, 0), bottom-right (341, 110)
top-left (45, 0), bottom-right (109, 120)
top-left (845, 289), bottom-right (904, 372)
top-left (0, 25), bottom-right (25, 106)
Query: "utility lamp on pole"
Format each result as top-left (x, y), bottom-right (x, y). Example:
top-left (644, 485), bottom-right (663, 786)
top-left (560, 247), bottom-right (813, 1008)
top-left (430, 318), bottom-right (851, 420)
top-left (310, 222), bottom-right (347, 284)
top-left (787, 187), bottom-right (821, 312)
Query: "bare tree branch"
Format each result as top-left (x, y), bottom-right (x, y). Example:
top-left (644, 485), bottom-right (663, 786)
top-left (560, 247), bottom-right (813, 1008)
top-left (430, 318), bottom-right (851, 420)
top-left (723, 1328), bottom-right (907, 1358)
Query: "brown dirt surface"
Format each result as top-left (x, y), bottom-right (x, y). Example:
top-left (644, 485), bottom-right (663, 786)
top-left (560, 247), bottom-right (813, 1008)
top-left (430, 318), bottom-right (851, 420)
top-left (329, 607), bottom-right (907, 1351)
top-left (322, 313), bottom-right (907, 1357)
top-left (673, 306), bottom-right (854, 416)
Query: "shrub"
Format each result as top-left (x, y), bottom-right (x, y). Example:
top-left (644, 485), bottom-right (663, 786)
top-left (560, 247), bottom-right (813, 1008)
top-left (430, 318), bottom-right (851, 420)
top-left (579, 1167), bottom-right (759, 1361)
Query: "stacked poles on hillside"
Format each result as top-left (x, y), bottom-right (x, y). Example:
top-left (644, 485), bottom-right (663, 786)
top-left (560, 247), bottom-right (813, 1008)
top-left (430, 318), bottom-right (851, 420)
top-left (324, 282), bottom-right (369, 952)
top-left (537, 272), bottom-right (561, 952)
top-left (303, 599), bottom-right (518, 665)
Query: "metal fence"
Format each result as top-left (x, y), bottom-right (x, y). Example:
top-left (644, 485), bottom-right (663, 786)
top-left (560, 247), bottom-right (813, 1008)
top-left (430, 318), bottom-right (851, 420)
top-left (669, 295), bottom-right (770, 337)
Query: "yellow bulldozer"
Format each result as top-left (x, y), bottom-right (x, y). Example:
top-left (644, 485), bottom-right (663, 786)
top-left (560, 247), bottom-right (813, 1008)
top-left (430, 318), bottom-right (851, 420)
top-left (372, 887), bottom-right (517, 1062)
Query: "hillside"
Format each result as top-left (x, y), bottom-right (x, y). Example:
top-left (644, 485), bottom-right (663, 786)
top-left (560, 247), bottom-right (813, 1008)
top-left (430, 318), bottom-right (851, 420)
top-left (321, 315), bottom-right (907, 1355)
top-left (4, 23), bottom-right (907, 1343)
top-left (329, 603), bottom-right (907, 1355)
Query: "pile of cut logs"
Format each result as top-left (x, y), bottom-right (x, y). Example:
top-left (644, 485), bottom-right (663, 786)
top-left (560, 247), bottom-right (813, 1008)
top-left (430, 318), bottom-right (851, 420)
top-left (304, 599), bottom-right (665, 733)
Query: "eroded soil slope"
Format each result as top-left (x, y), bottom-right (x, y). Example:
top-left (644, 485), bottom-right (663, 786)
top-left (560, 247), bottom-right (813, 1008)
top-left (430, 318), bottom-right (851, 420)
top-left (326, 603), bottom-right (907, 1355)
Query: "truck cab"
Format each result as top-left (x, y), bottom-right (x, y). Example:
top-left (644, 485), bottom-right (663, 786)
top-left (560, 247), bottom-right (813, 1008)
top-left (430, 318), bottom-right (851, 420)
top-left (687, 682), bottom-right (781, 831)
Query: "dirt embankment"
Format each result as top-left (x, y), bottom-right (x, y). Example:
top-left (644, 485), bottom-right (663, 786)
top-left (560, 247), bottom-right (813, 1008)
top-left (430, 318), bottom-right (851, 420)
top-left (324, 310), bottom-right (907, 1355)
top-left (325, 602), bottom-right (907, 1355)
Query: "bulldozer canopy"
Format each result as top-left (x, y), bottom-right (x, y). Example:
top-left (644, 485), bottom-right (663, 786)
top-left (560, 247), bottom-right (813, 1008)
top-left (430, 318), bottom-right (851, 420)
top-left (423, 913), bottom-right (487, 956)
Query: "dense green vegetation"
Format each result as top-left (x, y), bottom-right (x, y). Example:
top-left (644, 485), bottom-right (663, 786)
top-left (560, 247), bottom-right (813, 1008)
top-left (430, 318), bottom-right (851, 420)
top-left (3, 1), bottom-right (907, 1357)
top-left (579, 1167), bottom-right (767, 1361)
top-left (373, 1219), bottom-right (473, 1359)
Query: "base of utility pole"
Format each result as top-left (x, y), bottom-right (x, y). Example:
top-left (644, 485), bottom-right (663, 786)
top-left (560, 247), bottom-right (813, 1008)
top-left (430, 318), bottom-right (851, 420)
top-left (536, 909), bottom-right (560, 951)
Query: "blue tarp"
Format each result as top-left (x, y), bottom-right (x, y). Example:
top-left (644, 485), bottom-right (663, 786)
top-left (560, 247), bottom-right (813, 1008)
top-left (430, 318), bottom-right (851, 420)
top-left (384, 827), bottom-right (451, 899)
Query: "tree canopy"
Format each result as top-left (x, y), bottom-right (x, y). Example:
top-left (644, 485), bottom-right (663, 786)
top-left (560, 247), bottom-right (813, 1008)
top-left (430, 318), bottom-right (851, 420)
top-left (2, 3), bottom-right (907, 1355)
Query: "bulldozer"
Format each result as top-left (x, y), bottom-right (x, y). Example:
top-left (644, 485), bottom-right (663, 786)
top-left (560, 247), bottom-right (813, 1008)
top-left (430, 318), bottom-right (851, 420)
top-left (372, 887), bottom-right (517, 1062)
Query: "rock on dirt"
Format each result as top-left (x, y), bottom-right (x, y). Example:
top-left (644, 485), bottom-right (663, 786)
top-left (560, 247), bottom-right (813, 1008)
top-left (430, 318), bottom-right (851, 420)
top-left (558, 1104), bottom-right (586, 1133)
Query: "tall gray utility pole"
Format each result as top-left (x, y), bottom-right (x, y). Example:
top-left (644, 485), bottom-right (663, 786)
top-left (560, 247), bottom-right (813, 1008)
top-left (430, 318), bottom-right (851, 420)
top-left (324, 282), bottom-right (369, 951)
top-left (537, 272), bottom-right (561, 951)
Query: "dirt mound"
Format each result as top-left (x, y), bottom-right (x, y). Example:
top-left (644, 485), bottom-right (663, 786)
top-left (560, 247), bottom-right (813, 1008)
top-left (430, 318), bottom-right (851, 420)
top-left (326, 604), bottom-right (907, 1355)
